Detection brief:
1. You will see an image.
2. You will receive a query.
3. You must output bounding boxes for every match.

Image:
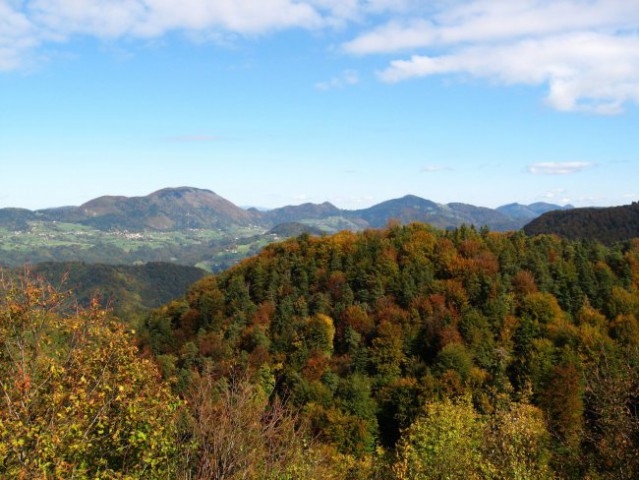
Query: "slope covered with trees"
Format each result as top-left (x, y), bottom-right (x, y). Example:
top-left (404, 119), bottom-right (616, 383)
top-left (524, 202), bottom-right (639, 244)
top-left (27, 261), bottom-right (206, 318)
top-left (140, 224), bottom-right (639, 479)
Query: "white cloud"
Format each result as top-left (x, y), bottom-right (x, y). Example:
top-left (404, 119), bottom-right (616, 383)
top-left (0, 1), bottom-right (39, 69)
top-left (27, 0), bottom-right (324, 38)
top-left (379, 33), bottom-right (639, 114)
top-left (343, 19), bottom-right (434, 55)
top-left (0, 0), bottom-right (332, 71)
top-left (539, 188), bottom-right (573, 204)
top-left (345, 0), bottom-right (639, 114)
top-left (0, 0), bottom-right (437, 72)
top-left (308, 0), bottom-right (420, 23)
top-left (315, 69), bottom-right (359, 90)
top-left (528, 161), bottom-right (594, 175)
top-left (345, 0), bottom-right (639, 55)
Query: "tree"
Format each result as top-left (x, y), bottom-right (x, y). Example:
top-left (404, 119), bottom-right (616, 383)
top-left (392, 397), bottom-right (489, 480)
top-left (188, 370), bottom-right (350, 480)
top-left (0, 272), bottom-right (184, 478)
top-left (484, 402), bottom-right (552, 480)
top-left (393, 398), bottom-right (552, 480)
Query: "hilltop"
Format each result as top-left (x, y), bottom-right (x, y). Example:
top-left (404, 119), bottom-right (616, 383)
top-left (42, 187), bottom-right (259, 230)
top-left (524, 202), bottom-right (639, 244)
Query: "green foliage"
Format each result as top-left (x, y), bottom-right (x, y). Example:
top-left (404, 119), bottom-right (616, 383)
top-left (392, 397), bottom-right (489, 479)
top-left (137, 224), bottom-right (639, 477)
top-left (392, 398), bottom-right (552, 480)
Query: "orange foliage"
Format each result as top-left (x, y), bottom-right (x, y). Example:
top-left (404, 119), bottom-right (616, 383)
top-left (304, 355), bottom-right (330, 381)
top-left (341, 305), bottom-right (374, 336)
top-left (512, 270), bottom-right (539, 296)
top-left (439, 325), bottom-right (463, 347)
top-left (253, 301), bottom-right (275, 327)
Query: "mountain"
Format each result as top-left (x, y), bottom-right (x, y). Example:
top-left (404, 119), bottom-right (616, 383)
top-left (347, 195), bottom-right (541, 231)
top-left (443, 203), bottom-right (519, 231)
top-left (0, 208), bottom-right (37, 231)
top-left (262, 201), bottom-right (342, 226)
top-left (42, 187), bottom-right (258, 231)
top-left (497, 202), bottom-right (573, 221)
top-left (523, 202), bottom-right (639, 244)
top-left (350, 195), bottom-right (440, 228)
top-left (267, 222), bottom-right (326, 237)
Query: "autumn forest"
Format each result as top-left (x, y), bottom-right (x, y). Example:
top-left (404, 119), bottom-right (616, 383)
top-left (2, 222), bottom-right (639, 479)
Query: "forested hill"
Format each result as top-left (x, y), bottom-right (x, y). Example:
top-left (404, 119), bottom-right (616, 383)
top-left (524, 202), bottom-right (639, 244)
top-left (142, 224), bottom-right (639, 479)
top-left (27, 261), bottom-right (206, 318)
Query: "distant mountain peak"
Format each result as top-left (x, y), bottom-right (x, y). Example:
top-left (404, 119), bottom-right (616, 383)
top-left (150, 186), bottom-right (217, 198)
top-left (496, 202), bottom-right (573, 221)
top-left (401, 194), bottom-right (429, 201)
top-left (43, 187), bottom-right (256, 231)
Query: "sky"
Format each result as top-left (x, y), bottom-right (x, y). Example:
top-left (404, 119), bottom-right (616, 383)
top-left (1, 0), bottom-right (639, 211)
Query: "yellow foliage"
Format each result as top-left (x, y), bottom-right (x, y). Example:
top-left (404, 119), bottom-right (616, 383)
top-left (0, 274), bottom-right (184, 479)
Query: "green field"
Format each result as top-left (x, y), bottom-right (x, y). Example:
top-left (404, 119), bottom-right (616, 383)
top-left (0, 222), bottom-right (269, 272)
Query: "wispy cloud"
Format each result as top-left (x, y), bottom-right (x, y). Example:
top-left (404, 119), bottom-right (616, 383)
top-left (420, 165), bottom-right (452, 173)
top-left (540, 188), bottom-right (568, 200)
top-left (0, 2), bottom-right (39, 70)
top-left (0, 0), bottom-right (420, 71)
top-left (0, 0), bottom-right (341, 71)
top-left (28, 0), bottom-right (324, 37)
top-left (315, 69), bottom-right (359, 90)
top-left (345, 1), bottom-right (639, 114)
top-left (528, 161), bottom-right (594, 175)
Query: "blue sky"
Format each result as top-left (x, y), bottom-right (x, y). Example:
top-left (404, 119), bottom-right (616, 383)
top-left (1, 0), bottom-right (638, 211)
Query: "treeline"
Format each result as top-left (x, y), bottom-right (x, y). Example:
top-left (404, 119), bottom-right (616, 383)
top-left (141, 224), bottom-right (639, 479)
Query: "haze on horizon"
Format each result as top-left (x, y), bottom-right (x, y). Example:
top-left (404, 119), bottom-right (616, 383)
top-left (1, 0), bottom-right (638, 212)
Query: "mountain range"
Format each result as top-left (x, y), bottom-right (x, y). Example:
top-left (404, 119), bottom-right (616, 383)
top-left (0, 187), bottom-right (573, 233)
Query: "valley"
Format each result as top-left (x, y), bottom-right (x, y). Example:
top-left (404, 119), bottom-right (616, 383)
top-left (0, 187), bottom-right (574, 271)
top-left (0, 221), bottom-right (268, 271)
